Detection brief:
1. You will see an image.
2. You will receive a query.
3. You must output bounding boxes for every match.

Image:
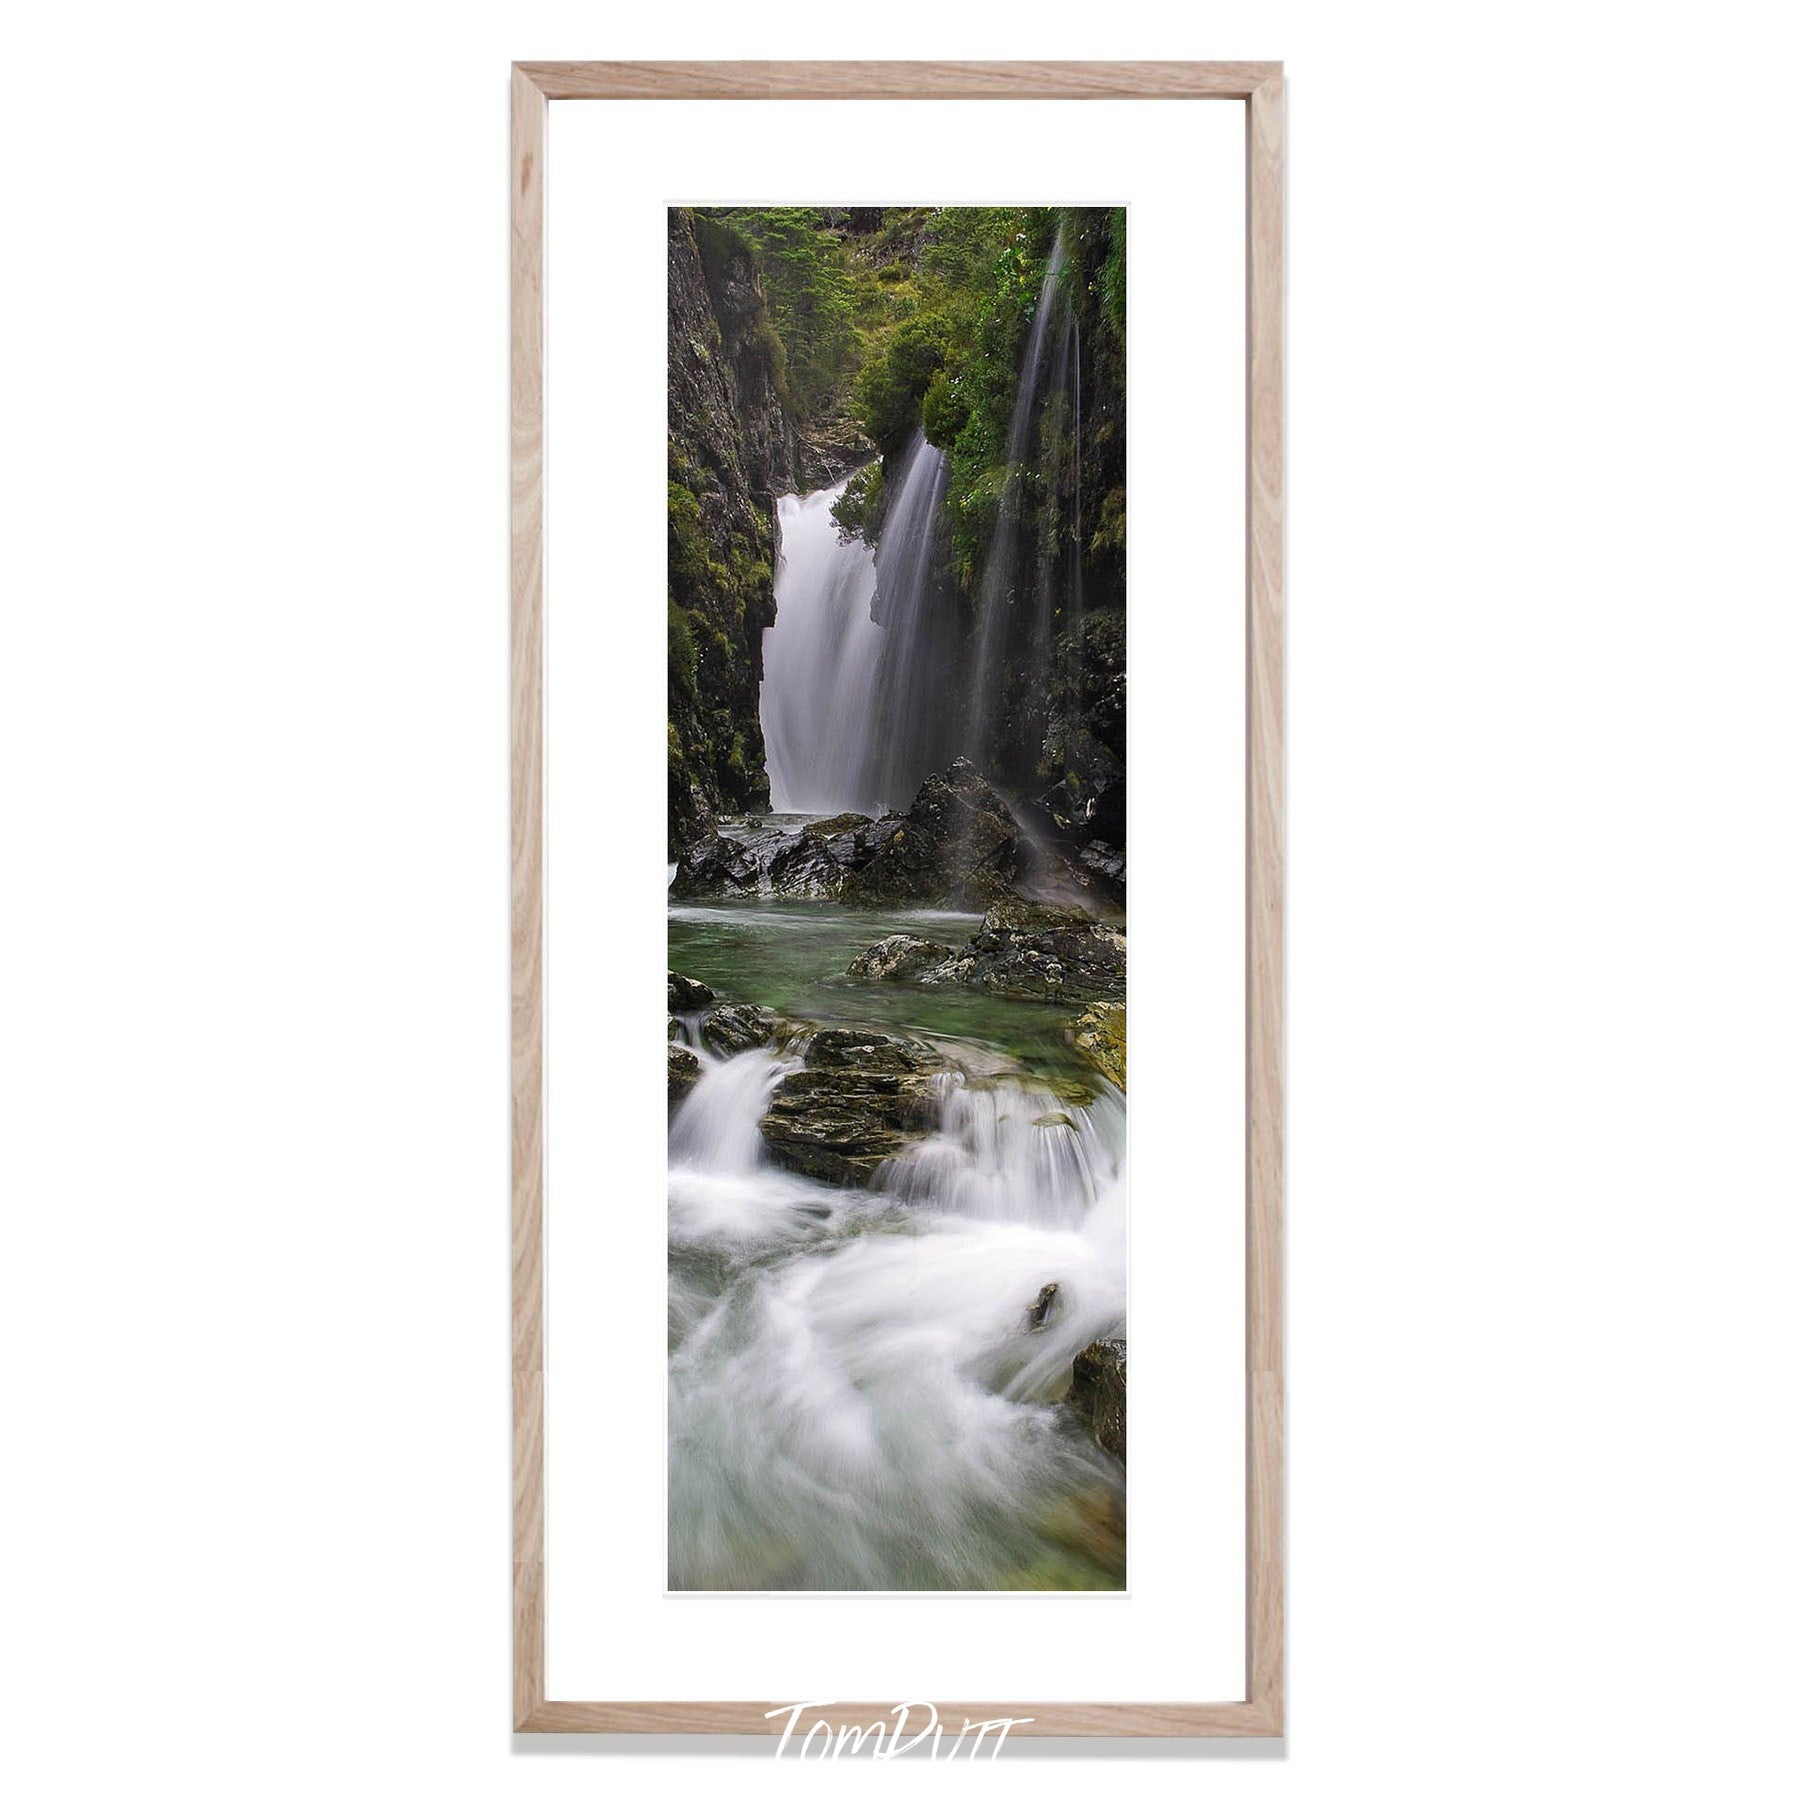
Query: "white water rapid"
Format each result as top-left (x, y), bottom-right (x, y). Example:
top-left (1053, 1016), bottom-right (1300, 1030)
top-left (667, 1016), bottom-right (1125, 1591)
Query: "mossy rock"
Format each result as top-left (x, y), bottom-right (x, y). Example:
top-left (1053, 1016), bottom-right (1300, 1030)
top-left (701, 1003), bottom-right (778, 1058)
top-left (844, 933), bottom-right (956, 981)
top-left (668, 1042), bottom-right (702, 1111)
top-left (758, 1028), bottom-right (948, 1186)
top-left (1067, 1001), bottom-right (1126, 1091)
top-left (668, 971), bottom-right (716, 1012)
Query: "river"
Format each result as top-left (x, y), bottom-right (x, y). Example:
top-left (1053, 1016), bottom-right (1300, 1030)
top-left (668, 896), bottom-right (1126, 1591)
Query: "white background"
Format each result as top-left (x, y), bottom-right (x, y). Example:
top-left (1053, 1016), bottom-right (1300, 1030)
top-left (3, 3), bottom-right (1797, 1795)
top-left (544, 99), bottom-right (1243, 1701)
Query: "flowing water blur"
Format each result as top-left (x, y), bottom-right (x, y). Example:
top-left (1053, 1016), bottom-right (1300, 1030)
top-left (761, 434), bottom-right (959, 818)
top-left (760, 484), bottom-right (881, 815)
top-left (669, 902), bottom-right (1126, 1591)
top-left (968, 229), bottom-right (1071, 764)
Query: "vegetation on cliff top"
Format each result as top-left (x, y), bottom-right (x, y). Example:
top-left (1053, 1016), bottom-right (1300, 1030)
top-left (693, 205), bottom-right (1124, 605)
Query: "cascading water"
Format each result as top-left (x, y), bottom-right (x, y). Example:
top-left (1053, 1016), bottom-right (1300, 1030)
top-left (878, 1075), bottom-right (1123, 1229)
top-left (967, 228), bottom-right (1072, 766)
top-left (853, 433), bottom-right (958, 811)
top-left (1040, 303), bottom-right (1086, 719)
top-left (668, 1013), bottom-right (1125, 1591)
top-left (759, 481), bottom-right (881, 815)
top-left (761, 433), bottom-right (956, 818)
top-left (763, 232), bottom-right (1087, 815)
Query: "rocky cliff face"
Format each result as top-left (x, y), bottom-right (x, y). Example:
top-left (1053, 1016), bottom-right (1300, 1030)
top-left (666, 211), bottom-right (802, 852)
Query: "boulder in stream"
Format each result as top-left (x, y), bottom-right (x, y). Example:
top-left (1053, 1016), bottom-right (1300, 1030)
top-left (668, 1041), bottom-right (702, 1111)
top-left (845, 933), bottom-right (956, 982)
top-left (1068, 1337), bottom-right (1127, 1463)
top-left (928, 897), bottom-right (1126, 1002)
top-left (839, 759), bottom-right (1020, 908)
top-left (671, 813), bottom-right (887, 901)
top-left (668, 971), bottom-right (715, 1012)
top-left (701, 1002), bottom-right (778, 1058)
top-left (758, 1027), bottom-right (948, 1187)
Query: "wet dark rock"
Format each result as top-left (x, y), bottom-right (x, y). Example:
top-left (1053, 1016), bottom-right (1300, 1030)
top-left (673, 760), bottom-right (1021, 909)
top-left (702, 1002), bottom-right (778, 1058)
top-left (802, 1027), bottom-right (940, 1077)
top-left (668, 1042), bottom-right (702, 1111)
top-left (669, 831), bottom-right (757, 898)
top-left (1026, 1282), bottom-right (1060, 1331)
top-left (839, 760), bottom-right (1020, 908)
top-left (803, 811), bottom-right (876, 839)
top-left (670, 815), bottom-right (891, 901)
top-left (1068, 1338), bottom-right (1126, 1462)
top-left (845, 934), bottom-right (956, 982)
top-left (758, 1028), bottom-right (948, 1186)
top-left (1078, 841), bottom-right (1125, 887)
top-left (927, 897), bottom-right (1126, 1002)
top-left (1037, 610), bottom-right (1127, 851)
top-left (668, 971), bottom-right (715, 1012)
top-left (1037, 742), bottom-right (1125, 848)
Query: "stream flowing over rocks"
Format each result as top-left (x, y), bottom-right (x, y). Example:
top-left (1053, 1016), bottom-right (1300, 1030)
top-left (667, 941), bottom-right (1128, 1588)
top-left (666, 209), bottom-right (1130, 1592)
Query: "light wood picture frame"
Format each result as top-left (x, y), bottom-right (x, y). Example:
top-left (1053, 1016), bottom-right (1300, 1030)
top-left (511, 59), bottom-right (1284, 1739)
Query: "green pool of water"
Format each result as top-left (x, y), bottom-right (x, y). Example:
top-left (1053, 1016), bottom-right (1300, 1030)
top-left (667, 899), bottom-right (1101, 1091)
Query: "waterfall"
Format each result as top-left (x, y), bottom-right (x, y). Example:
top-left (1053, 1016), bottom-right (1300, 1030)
top-left (967, 229), bottom-right (1071, 766)
top-left (877, 1073), bottom-right (1123, 1230)
top-left (668, 1041), bottom-right (1125, 1590)
top-left (761, 433), bottom-right (955, 817)
top-left (760, 480), bottom-right (881, 815)
top-left (762, 227), bottom-right (1086, 819)
top-left (1051, 305), bottom-right (1086, 718)
top-left (854, 432), bottom-right (957, 812)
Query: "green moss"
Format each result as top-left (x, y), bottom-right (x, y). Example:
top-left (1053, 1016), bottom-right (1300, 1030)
top-left (1091, 485), bottom-right (1126, 559)
top-left (667, 601), bottom-right (698, 700)
top-left (1067, 1003), bottom-right (1126, 1092)
top-left (667, 480), bottom-right (708, 585)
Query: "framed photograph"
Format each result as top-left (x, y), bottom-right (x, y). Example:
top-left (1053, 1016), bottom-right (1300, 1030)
top-left (511, 60), bottom-right (1283, 1740)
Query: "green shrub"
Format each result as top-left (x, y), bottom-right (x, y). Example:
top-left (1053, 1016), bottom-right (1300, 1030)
top-left (831, 462), bottom-right (886, 543)
top-left (855, 311), bottom-right (954, 452)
